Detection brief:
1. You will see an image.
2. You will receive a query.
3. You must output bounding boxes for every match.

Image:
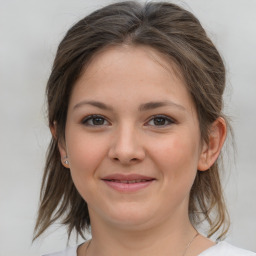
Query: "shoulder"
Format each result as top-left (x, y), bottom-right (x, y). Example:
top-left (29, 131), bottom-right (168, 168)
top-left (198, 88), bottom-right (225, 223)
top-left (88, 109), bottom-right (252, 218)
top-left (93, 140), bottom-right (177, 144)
top-left (199, 241), bottom-right (256, 256)
top-left (42, 246), bottom-right (78, 256)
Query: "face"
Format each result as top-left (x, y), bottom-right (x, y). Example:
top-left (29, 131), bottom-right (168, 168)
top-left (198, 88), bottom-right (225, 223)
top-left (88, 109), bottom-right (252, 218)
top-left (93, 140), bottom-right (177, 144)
top-left (60, 45), bottom-right (206, 230)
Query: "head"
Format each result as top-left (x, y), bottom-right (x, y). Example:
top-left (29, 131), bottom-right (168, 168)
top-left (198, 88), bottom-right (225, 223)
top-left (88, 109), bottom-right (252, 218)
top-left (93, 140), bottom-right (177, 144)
top-left (34, 1), bottom-right (230, 241)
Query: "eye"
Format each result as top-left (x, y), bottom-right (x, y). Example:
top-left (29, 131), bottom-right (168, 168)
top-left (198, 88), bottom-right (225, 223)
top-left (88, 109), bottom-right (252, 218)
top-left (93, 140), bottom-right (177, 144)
top-left (146, 115), bottom-right (175, 127)
top-left (82, 115), bottom-right (110, 126)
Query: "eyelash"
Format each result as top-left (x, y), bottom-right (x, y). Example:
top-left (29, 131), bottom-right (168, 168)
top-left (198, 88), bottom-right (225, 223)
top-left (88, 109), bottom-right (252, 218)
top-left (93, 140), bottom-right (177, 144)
top-left (81, 114), bottom-right (175, 127)
top-left (81, 115), bottom-right (110, 126)
top-left (146, 115), bottom-right (175, 127)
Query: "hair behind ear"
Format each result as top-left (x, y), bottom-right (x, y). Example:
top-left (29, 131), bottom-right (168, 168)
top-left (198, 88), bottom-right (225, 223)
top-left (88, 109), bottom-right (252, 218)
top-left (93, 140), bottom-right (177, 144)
top-left (190, 117), bottom-right (229, 240)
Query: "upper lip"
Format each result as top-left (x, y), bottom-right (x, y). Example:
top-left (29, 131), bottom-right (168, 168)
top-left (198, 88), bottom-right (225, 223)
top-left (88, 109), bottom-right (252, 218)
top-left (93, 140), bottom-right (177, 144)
top-left (101, 174), bottom-right (155, 181)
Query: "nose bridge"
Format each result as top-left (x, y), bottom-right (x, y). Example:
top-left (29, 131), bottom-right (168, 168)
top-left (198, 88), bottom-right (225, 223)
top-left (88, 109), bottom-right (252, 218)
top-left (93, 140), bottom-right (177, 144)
top-left (109, 121), bottom-right (145, 164)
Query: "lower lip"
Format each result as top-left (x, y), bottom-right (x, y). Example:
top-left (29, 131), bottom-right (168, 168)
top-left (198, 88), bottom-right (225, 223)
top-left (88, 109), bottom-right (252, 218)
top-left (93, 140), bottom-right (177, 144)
top-left (102, 180), bottom-right (155, 192)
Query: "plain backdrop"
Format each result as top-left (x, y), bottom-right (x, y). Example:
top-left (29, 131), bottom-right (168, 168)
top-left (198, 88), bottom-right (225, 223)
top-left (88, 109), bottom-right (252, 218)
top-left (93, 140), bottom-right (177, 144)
top-left (0, 0), bottom-right (255, 255)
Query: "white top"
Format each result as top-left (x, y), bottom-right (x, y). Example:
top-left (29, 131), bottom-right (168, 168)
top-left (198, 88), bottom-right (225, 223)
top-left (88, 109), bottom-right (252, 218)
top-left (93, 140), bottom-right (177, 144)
top-left (43, 242), bottom-right (256, 256)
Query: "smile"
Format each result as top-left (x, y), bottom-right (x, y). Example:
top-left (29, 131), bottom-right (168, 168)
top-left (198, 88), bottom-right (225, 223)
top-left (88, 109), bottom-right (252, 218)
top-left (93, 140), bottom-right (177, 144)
top-left (101, 174), bottom-right (156, 192)
top-left (107, 179), bottom-right (151, 184)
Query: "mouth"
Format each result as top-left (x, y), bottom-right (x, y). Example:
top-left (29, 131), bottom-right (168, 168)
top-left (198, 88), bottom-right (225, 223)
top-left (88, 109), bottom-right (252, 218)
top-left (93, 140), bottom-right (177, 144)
top-left (101, 174), bottom-right (156, 192)
top-left (106, 179), bottom-right (153, 184)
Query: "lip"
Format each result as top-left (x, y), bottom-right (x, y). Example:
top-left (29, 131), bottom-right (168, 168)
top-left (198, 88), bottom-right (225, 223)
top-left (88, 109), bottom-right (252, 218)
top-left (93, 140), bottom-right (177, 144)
top-left (101, 174), bottom-right (156, 193)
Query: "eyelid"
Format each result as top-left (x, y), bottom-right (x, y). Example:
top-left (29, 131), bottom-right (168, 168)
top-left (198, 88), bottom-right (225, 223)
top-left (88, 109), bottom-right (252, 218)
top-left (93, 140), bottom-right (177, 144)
top-left (80, 114), bottom-right (175, 127)
top-left (81, 114), bottom-right (111, 126)
top-left (145, 114), bottom-right (176, 127)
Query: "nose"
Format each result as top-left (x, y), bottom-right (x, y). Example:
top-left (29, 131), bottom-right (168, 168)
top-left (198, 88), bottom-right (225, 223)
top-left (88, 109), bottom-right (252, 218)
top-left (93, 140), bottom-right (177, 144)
top-left (108, 124), bottom-right (145, 165)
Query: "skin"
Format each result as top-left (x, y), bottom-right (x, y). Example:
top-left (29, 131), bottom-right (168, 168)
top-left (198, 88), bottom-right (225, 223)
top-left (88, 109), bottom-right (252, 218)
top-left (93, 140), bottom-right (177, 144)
top-left (58, 45), bottom-right (226, 256)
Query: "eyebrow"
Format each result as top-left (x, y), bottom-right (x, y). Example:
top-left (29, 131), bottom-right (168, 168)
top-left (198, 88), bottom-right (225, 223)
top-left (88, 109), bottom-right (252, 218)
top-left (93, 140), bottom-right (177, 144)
top-left (73, 100), bottom-right (185, 112)
top-left (73, 100), bottom-right (113, 111)
top-left (139, 101), bottom-right (186, 112)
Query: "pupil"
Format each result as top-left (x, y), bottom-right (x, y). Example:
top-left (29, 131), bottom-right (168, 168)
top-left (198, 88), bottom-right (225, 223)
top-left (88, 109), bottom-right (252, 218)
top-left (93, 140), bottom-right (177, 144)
top-left (154, 117), bottom-right (165, 125)
top-left (93, 117), bottom-right (104, 125)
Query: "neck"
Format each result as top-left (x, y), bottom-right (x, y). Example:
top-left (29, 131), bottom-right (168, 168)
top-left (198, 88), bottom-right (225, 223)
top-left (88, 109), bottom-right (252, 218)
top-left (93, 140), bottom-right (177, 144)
top-left (86, 210), bottom-right (197, 256)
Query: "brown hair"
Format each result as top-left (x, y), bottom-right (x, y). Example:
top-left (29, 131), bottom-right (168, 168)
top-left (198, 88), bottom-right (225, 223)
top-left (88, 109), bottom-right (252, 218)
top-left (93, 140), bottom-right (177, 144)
top-left (34, 1), bottom-right (230, 241)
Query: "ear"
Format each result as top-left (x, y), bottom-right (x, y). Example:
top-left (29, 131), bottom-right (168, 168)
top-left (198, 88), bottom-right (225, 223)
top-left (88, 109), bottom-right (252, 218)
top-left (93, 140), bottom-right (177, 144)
top-left (197, 117), bottom-right (227, 171)
top-left (50, 121), bottom-right (70, 168)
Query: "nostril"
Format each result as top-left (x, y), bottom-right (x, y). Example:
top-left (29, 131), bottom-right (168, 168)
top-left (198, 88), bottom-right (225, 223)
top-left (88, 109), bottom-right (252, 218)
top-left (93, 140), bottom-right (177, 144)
top-left (112, 157), bottom-right (139, 163)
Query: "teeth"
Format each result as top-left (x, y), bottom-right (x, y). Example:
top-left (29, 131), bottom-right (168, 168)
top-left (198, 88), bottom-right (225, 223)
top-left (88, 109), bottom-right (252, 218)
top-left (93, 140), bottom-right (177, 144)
top-left (110, 179), bottom-right (149, 184)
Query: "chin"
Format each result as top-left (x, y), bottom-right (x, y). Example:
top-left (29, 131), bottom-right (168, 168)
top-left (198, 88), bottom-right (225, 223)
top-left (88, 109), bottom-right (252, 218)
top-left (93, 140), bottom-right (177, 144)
top-left (103, 205), bottom-right (156, 229)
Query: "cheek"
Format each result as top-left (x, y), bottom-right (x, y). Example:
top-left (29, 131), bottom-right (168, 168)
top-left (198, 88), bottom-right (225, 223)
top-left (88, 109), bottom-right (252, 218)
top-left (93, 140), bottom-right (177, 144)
top-left (149, 131), bottom-right (201, 179)
top-left (65, 131), bottom-right (107, 186)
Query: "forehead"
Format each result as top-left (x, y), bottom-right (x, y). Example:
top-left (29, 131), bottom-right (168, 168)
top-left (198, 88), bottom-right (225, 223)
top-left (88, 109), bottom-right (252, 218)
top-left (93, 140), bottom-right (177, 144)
top-left (83, 44), bottom-right (184, 84)
top-left (69, 44), bottom-right (195, 114)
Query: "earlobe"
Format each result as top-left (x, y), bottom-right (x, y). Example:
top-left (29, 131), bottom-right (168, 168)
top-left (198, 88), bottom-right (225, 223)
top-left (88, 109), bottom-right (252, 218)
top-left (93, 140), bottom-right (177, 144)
top-left (58, 142), bottom-right (70, 168)
top-left (197, 117), bottom-right (227, 171)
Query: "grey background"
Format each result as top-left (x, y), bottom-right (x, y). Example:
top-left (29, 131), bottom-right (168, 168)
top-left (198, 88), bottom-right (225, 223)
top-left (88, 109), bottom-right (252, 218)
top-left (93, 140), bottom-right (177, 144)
top-left (0, 0), bottom-right (255, 255)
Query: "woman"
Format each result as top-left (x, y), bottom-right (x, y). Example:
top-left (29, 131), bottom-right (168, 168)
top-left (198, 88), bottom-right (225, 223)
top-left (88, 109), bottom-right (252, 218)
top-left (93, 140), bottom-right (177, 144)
top-left (34, 1), bottom-right (255, 255)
